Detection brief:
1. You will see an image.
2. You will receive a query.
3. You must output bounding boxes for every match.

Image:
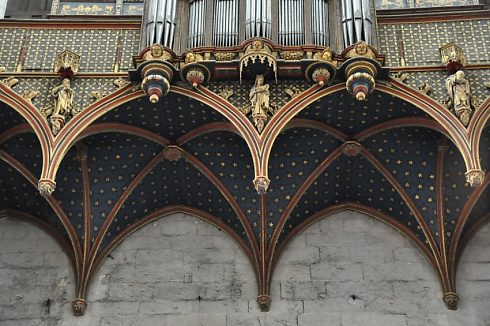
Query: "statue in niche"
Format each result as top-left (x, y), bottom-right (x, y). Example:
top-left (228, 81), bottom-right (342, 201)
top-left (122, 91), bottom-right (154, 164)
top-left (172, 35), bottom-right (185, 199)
top-left (445, 70), bottom-right (472, 126)
top-left (40, 78), bottom-right (76, 135)
top-left (52, 78), bottom-right (74, 117)
top-left (249, 74), bottom-right (270, 132)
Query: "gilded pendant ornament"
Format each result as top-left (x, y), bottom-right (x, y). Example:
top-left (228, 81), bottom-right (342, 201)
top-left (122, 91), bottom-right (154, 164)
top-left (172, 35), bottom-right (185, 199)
top-left (253, 176), bottom-right (270, 195)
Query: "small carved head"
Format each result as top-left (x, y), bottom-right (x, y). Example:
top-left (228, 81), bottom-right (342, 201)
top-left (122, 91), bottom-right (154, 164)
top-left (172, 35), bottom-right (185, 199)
top-left (185, 51), bottom-right (196, 64)
top-left (150, 43), bottom-right (164, 58)
top-left (355, 41), bottom-right (369, 55)
top-left (321, 50), bottom-right (333, 62)
top-left (455, 70), bottom-right (465, 81)
top-left (62, 78), bottom-right (71, 87)
top-left (255, 74), bottom-right (264, 86)
top-left (252, 39), bottom-right (263, 51)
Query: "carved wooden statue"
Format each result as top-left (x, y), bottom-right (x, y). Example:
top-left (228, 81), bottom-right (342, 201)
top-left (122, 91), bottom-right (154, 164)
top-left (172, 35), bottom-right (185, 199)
top-left (445, 70), bottom-right (472, 126)
top-left (52, 78), bottom-right (74, 117)
top-left (249, 75), bottom-right (270, 132)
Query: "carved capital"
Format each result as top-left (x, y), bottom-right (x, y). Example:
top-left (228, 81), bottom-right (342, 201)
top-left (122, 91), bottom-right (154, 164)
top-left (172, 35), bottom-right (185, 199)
top-left (465, 169), bottom-right (485, 187)
top-left (253, 176), bottom-right (270, 195)
top-left (38, 179), bottom-right (56, 197)
top-left (443, 292), bottom-right (458, 310)
top-left (341, 141), bottom-right (362, 157)
top-left (163, 145), bottom-right (183, 162)
top-left (72, 298), bottom-right (87, 316)
top-left (257, 294), bottom-right (271, 312)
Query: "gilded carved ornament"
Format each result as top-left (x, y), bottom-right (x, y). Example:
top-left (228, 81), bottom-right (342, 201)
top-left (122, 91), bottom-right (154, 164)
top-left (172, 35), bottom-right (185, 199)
top-left (313, 48), bottom-right (337, 66)
top-left (281, 51), bottom-right (304, 60)
top-left (143, 44), bottom-right (173, 62)
top-left (440, 43), bottom-right (466, 67)
top-left (183, 51), bottom-right (203, 67)
top-left (240, 39), bottom-right (277, 82)
top-left (214, 52), bottom-right (236, 61)
top-left (217, 88), bottom-right (234, 101)
top-left (1, 76), bottom-right (18, 89)
top-left (345, 41), bottom-right (376, 60)
top-left (23, 90), bottom-right (39, 103)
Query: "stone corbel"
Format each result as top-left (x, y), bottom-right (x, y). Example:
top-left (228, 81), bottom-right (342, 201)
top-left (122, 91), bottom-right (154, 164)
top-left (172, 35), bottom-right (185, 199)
top-left (465, 169), bottom-right (485, 187)
top-left (38, 179), bottom-right (56, 197)
top-left (253, 176), bottom-right (270, 195)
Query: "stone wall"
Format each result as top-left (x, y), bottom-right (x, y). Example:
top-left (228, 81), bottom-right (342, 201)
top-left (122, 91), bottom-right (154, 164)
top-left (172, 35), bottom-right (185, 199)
top-left (1, 211), bottom-right (489, 326)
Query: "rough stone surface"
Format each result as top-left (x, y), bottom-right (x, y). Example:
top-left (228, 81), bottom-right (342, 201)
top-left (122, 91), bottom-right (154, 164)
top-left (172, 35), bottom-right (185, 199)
top-left (0, 211), bottom-right (489, 325)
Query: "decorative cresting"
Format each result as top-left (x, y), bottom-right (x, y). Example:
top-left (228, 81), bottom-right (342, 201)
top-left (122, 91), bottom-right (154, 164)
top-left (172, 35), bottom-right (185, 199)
top-left (239, 39), bottom-right (277, 83)
top-left (340, 41), bottom-right (387, 101)
top-left (130, 43), bottom-right (176, 103)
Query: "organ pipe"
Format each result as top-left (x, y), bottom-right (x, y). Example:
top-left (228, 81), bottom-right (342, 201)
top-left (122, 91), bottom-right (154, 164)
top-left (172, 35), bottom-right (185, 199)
top-left (341, 0), bottom-right (374, 47)
top-left (146, 0), bottom-right (178, 48)
top-left (279, 0), bottom-right (305, 46)
top-left (311, 0), bottom-right (329, 46)
top-left (246, 0), bottom-right (272, 39)
top-left (188, 0), bottom-right (206, 48)
top-left (213, 0), bottom-right (238, 46)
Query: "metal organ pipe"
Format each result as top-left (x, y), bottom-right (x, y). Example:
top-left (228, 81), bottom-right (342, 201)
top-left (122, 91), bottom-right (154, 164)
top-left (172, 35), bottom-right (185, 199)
top-left (188, 0), bottom-right (206, 48)
top-left (311, 0), bottom-right (329, 46)
top-left (145, 0), bottom-right (178, 48)
top-left (341, 0), bottom-right (373, 47)
top-left (246, 0), bottom-right (272, 39)
top-left (279, 0), bottom-right (304, 46)
top-left (213, 0), bottom-right (238, 47)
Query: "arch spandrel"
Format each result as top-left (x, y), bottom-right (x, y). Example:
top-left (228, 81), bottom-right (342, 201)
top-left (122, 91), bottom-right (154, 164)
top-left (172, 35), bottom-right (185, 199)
top-left (45, 86), bottom-right (261, 196)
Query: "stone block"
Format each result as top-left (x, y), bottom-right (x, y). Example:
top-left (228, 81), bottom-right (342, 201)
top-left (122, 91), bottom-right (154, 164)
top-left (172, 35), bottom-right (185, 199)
top-left (280, 281), bottom-right (327, 300)
top-left (362, 262), bottom-right (427, 281)
top-left (310, 263), bottom-right (363, 281)
top-left (138, 299), bottom-right (194, 315)
top-left (318, 246), bottom-right (351, 263)
top-left (108, 283), bottom-right (154, 301)
top-left (279, 247), bottom-right (320, 265)
top-left (273, 264), bottom-right (311, 282)
top-left (166, 313), bottom-right (226, 326)
top-left (349, 247), bottom-right (394, 263)
top-left (340, 312), bottom-right (408, 326)
top-left (298, 313), bottom-right (341, 326)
